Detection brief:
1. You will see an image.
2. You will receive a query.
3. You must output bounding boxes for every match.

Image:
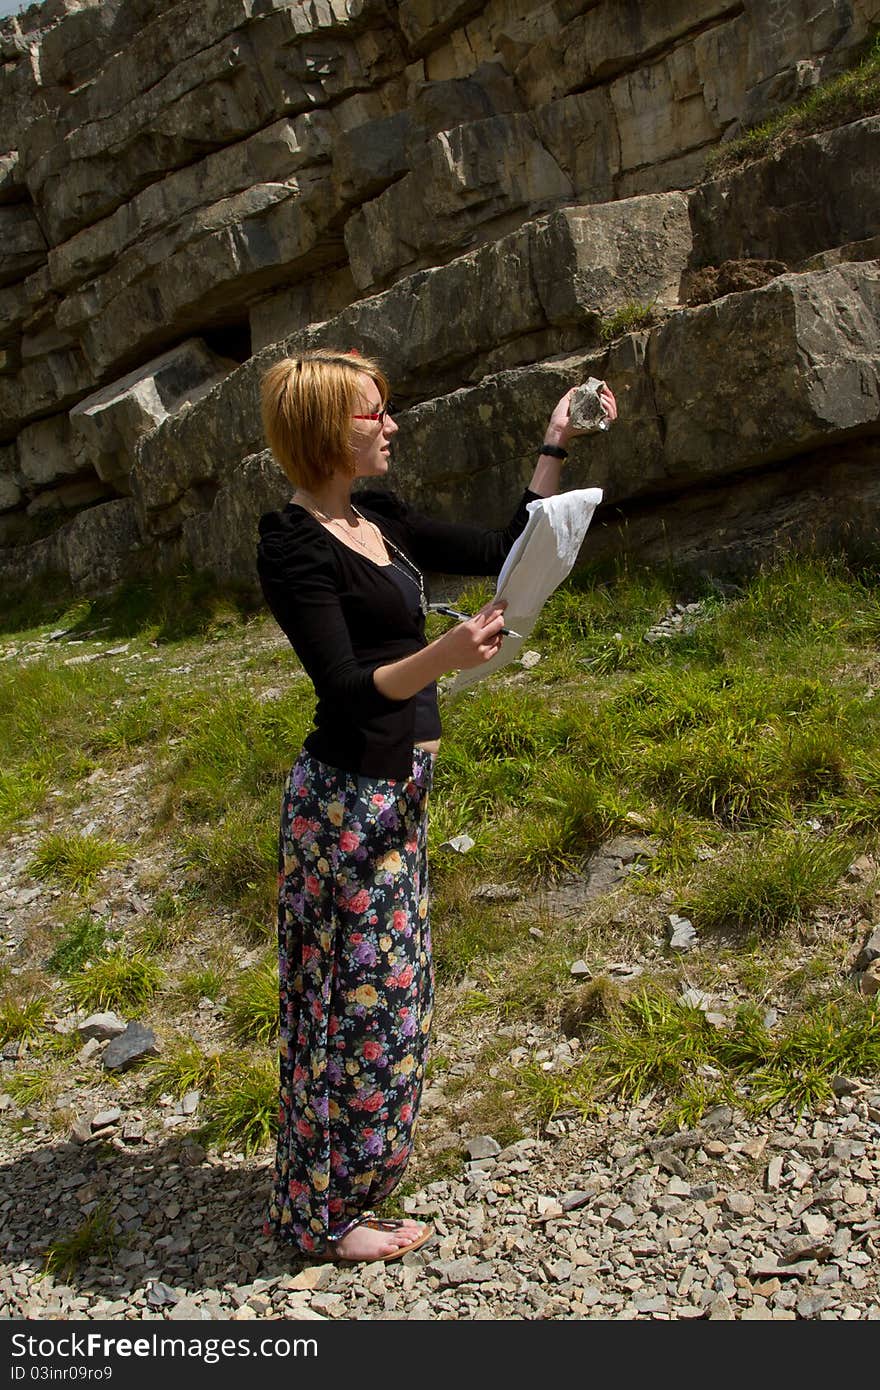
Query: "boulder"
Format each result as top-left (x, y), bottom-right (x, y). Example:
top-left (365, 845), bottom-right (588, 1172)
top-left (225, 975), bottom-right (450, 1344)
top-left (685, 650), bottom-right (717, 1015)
top-left (16, 414), bottom-right (82, 489)
top-left (651, 262), bottom-right (880, 483)
top-left (690, 116), bottom-right (880, 271)
top-left (59, 177), bottom-right (345, 379)
top-left (344, 111), bottom-right (574, 289)
top-left (69, 339), bottom-right (239, 491)
top-left (249, 266), bottom-right (357, 353)
top-left (131, 192), bottom-right (692, 531)
top-left (47, 111), bottom-right (338, 297)
top-left (397, 0), bottom-right (485, 55)
top-left (0, 204), bottom-right (46, 286)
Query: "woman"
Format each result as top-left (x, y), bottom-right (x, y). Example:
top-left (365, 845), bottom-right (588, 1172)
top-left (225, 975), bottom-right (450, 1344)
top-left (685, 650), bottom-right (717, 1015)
top-left (256, 349), bottom-right (616, 1263)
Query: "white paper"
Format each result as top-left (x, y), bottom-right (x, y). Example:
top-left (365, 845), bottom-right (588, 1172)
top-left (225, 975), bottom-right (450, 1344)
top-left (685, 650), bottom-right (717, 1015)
top-left (448, 487), bottom-right (603, 695)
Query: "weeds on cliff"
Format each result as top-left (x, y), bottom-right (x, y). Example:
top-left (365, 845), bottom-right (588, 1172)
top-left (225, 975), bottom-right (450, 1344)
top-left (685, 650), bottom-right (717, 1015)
top-left (0, 994), bottom-right (47, 1044)
top-left (197, 1054), bottom-right (277, 1155)
top-left (707, 30), bottom-right (880, 175)
top-left (226, 953), bottom-right (278, 1045)
top-left (66, 950), bottom-right (163, 1013)
top-left (42, 1201), bottom-right (119, 1281)
top-left (29, 832), bottom-right (128, 894)
top-left (600, 299), bottom-right (658, 341)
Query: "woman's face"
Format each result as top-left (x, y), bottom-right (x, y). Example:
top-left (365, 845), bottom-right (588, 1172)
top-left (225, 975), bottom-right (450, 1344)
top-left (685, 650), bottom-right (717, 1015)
top-left (349, 372), bottom-right (398, 479)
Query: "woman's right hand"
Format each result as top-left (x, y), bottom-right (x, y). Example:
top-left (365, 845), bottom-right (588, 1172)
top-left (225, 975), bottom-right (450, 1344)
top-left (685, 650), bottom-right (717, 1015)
top-left (439, 600), bottom-right (507, 670)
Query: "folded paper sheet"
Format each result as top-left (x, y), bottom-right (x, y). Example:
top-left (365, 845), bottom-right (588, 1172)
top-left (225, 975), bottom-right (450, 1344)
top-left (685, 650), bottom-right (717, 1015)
top-left (448, 487), bottom-right (603, 695)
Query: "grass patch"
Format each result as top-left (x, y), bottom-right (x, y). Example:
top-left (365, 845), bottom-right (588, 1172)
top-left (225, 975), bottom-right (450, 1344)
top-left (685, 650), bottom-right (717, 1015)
top-left (42, 1201), bottom-right (119, 1281)
top-left (600, 299), bottom-right (658, 342)
top-left (46, 912), bottom-right (111, 976)
top-left (3, 1069), bottom-right (58, 1107)
top-left (145, 1041), bottom-right (223, 1100)
top-left (197, 1054), bottom-right (277, 1155)
top-left (66, 950), bottom-right (163, 1013)
top-left (0, 994), bottom-right (47, 1044)
top-left (707, 31), bottom-right (880, 176)
top-left (226, 955), bottom-right (278, 1045)
top-left (29, 833), bottom-right (127, 893)
top-left (537, 987), bottom-right (880, 1124)
top-left (0, 766), bottom-right (49, 835)
top-left (680, 830), bottom-right (853, 938)
top-left (175, 966), bottom-right (227, 1007)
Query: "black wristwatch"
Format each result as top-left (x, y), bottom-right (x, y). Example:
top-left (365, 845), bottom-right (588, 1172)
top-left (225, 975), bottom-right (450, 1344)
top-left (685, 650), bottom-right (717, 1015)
top-left (539, 444), bottom-right (568, 459)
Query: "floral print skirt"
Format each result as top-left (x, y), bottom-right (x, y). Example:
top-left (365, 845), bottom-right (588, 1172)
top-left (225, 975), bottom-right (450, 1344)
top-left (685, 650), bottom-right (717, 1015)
top-left (264, 746), bottom-right (435, 1254)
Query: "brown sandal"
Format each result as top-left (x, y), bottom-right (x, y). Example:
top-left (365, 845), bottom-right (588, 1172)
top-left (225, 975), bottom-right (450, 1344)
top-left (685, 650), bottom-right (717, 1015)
top-left (315, 1214), bottom-right (435, 1265)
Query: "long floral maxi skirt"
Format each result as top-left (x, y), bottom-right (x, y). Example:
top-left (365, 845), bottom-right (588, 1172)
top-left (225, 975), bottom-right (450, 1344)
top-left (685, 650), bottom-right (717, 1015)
top-left (265, 746), bottom-right (435, 1254)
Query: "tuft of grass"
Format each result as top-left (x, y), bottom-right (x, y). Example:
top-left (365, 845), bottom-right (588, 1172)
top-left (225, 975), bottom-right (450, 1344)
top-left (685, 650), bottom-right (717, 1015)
top-left (431, 874), bottom-right (517, 979)
top-left (42, 1201), bottom-right (119, 1281)
top-left (0, 766), bottom-right (48, 834)
top-left (600, 298), bottom-right (658, 342)
top-left (680, 830), bottom-right (853, 938)
top-left (197, 1054), bottom-right (277, 1155)
top-left (559, 976), bottom-right (627, 1038)
top-left (145, 1041), bottom-right (223, 1100)
top-left (46, 912), bottom-right (110, 976)
top-left (66, 950), bottom-right (163, 1013)
top-left (504, 763), bottom-right (627, 882)
top-left (29, 832), bottom-right (127, 893)
top-left (179, 805), bottom-right (278, 923)
top-left (175, 966), bottom-right (227, 1007)
top-left (707, 31), bottom-right (880, 176)
top-left (3, 1069), bottom-right (58, 1107)
top-left (226, 955), bottom-right (278, 1045)
top-left (0, 994), bottom-right (47, 1044)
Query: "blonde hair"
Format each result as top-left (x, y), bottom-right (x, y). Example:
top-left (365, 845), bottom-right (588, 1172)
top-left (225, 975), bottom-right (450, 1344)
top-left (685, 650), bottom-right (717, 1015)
top-left (260, 349), bottom-right (390, 489)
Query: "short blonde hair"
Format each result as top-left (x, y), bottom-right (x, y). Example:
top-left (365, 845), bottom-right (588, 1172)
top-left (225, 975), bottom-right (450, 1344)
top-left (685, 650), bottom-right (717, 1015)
top-left (260, 349), bottom-right (390, 490)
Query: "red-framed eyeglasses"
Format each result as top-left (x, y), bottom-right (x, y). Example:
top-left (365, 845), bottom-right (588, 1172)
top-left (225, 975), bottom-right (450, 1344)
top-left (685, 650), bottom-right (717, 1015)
top-left (352, 402), bottom-right (395, 424)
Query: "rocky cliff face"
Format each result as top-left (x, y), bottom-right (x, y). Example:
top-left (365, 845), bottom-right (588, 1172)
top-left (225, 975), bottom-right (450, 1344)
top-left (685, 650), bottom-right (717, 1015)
top-left (0, 0), bottom-right (878, 593)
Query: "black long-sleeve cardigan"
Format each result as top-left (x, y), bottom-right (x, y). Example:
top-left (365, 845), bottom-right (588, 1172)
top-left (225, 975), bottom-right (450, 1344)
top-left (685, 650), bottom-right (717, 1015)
top-left (256, 486), bottom-right (540, 778)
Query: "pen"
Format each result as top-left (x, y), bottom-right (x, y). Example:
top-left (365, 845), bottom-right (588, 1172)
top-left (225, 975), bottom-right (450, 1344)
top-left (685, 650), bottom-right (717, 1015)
top-left (429, 603), bottom-right (522, 640)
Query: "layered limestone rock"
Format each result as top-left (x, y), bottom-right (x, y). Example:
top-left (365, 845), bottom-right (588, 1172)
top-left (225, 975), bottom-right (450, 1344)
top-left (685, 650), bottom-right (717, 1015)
top-left (0, 0), bottom-right (878, 592)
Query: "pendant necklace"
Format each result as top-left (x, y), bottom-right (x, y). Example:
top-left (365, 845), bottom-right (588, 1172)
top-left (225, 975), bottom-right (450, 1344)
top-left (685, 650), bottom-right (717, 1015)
top-left (295, 490), bottom-right (429, 617)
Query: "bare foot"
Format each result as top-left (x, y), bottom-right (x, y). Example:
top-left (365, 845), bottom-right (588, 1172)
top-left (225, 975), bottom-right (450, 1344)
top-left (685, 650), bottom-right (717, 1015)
top-left (329, 1219), bottom-right (427, 1263)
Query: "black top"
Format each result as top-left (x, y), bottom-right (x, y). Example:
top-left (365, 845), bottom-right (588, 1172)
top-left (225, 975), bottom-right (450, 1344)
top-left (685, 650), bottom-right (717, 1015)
top-left (256, 486), bottom-right (540, 778)
top-left (383, 564), bottom-right (442, 742)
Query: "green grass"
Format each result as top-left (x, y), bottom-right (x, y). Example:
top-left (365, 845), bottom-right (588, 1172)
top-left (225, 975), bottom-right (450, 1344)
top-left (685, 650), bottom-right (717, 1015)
top-left (707, 30), bottom-right (880, 175)
top-left (46, 912), bottom-right (111, 976)
top-left (226, 954), bottom-right (278, 1044)
top-left (0, 994), bottom-right (47, 1044)
top-left (29, 832), bottom-right (128, 893)
top-left (175, 965), bottom-right (227, 1006)
top-left (197, 1054), bottom-right (277, 1155)
top-left (66, 950), bottom-right (163, 1012)
top-left (42, 1201), bottom-right (119, 1281)
top-left (0, 766), bottom-right (49, 835)
top-left (600, 298), bottom-right (658, 342)
top-left (4, 1069), bottom-right (58, 1107)
top-left (680, 830), bottom-right (854, 939)
top-left (145, 1041), bottom-right (223, 1100)
top-left (5, 543), bottom-right (880, 1144)
top-left (543, 987), bottom-right (880, 1123)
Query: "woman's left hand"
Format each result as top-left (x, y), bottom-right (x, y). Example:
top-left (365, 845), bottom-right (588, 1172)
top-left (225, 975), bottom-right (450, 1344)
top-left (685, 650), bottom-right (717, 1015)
top-left (544, 382), bottom-right (618, 449)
